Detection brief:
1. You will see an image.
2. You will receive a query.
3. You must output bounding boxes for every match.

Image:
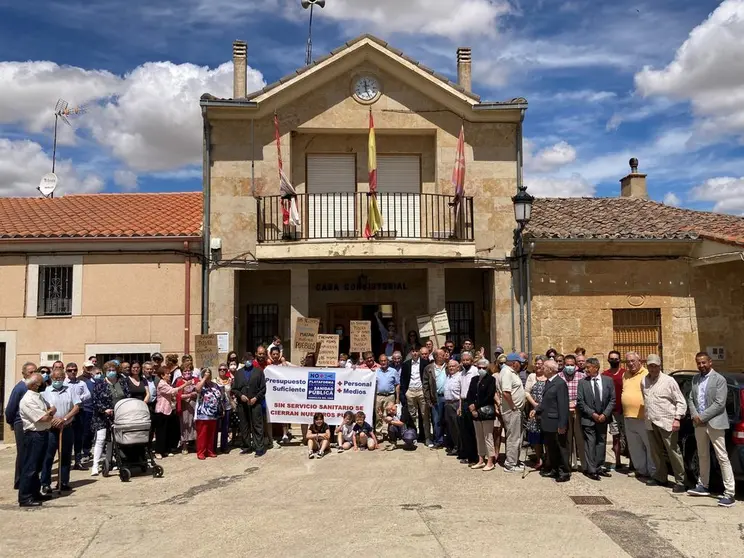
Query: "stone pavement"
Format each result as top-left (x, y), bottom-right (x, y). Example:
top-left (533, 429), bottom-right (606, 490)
top-left (0, 441), bottom-right (742, 558)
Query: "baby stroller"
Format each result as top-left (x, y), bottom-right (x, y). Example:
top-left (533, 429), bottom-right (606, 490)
top-left (104, 398), bottom-right (164, 481)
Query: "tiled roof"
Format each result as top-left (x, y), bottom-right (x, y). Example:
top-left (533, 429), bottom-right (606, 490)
top-left (203, 34), bottom-right (496, 104)
top-left (0, 192), bottom-right (203, 240)
top-left (526, 197), bottom-right (744, 247)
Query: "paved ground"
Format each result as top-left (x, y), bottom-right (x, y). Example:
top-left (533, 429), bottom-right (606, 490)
top-left (0, 441), bottom-right (742, 558)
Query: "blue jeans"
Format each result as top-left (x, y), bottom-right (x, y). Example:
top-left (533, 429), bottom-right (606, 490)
top-left (19, 430), bottom-right (48, 504)
top-left (431, 396), bottom-right (445, 445)
top-left (41, 427), bottom-right (73, 487)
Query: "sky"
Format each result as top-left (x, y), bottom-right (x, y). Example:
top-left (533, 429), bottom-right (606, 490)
top-left (1, 0), bottom-right (744, 214)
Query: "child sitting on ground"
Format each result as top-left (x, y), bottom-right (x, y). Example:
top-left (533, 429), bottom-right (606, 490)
top-left (306, 412), bottom-right (330, 459)
top-left (352, 411), bottom-right (377, 451)
top-left (336, 410), bottom-right (355, 453)
top-left (383, 402), bottom-right (406, 451)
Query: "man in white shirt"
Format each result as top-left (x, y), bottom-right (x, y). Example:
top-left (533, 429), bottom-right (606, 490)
top-left (400, 345), bottom-right (432, 446)
top-left (501, 353), bottom-right (527, 472)
top-left (18, 373), bottom-right (56, 507)
top-left (63, 362), bottom-right (90, 470)
top-left (443, 359), bottom-right (462, 456)
top-left (41, 369), bottom-right (81, 494)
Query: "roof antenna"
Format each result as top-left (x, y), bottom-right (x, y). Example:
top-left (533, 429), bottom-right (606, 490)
top-left (301, 0), bottom-right (326, 66)
top-left (40, 99), bottom-right (85, 199)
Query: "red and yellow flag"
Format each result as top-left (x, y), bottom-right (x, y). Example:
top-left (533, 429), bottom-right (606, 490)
top-left (364, 110), bottom-right (382, 239)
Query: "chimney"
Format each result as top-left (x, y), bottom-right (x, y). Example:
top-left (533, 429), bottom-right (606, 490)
top-left (620, 157), bottom-right (648, 199)
top-left (457, 47), bottom-right (472, 92)
top-left (233, 40), bottom-right (247, 99)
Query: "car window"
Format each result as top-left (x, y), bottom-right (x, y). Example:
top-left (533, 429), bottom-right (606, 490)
top-left (674, 376), bottom-right (693, 399)
top-left (726, 386), bottom-right (738, 420)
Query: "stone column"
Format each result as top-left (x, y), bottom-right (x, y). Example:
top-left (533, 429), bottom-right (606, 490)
top-left (289, 266), bottom-right (309, 364)
top-left (427, 267), bottom-right (447, 349)
top-left (490, 269), bottom-right (514, 356)
top-left (209, 267), bottom-right (236, 353)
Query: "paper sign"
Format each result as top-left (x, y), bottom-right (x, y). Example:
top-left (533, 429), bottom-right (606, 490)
top-left (315, 334), bottom-right (340, 367)
top-left (294, 317), bottom-right (320, 352)
top-left (195, 334), bottom-right (218, 369)
top-left (432, 310), bottom-right (450, 334)
top-left (417, 314), bottom-right (434, 337)
top-left (216, 332), bottom-right (230, 353)
top-left (349, 320), bottom-right (372, 354)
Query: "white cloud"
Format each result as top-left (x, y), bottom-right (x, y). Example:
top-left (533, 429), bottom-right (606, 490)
top-left (525, 140), bottom-right (577, 173)
top-left (0, 59), bottom-right (265, 176)
top-left (113, 169), bottom-right (138, 190)
top-left (635, 0), bottom-right (744, 137)
top-left (0, 138), bottom-right (103, 197)
top-left (525, 174), bottom-right (595, 197)
top-left (689, 176), bottom-right (744, 214)
top-left (663, 192), bottom-right (681, 206)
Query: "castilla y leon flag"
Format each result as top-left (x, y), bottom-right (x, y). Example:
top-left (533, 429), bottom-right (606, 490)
top-left (364, 110), bottom-right (382, 239)
top-left (274, 113), bottom-right (300, 227)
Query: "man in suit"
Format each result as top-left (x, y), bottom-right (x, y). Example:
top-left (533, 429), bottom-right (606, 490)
top-left (233, 348), bottom-right (267, 457)
top-left (576, 357), bottom-right (616, 480)
top-left (399, 345), bottom-right (432, 445)
top-left (687, 351), bottom-right (735, 507)
top-left (532, 358), bottom-right (571, 482)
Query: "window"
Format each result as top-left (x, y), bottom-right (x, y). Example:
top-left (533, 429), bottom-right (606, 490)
top-left (446, 302), bottom-right (475, 349)
top-left (612, 309), bottom-right (663, 365)
top-left (38, 265), bottom-right (73, 316)
top-left (26, 255), bottom-right (82, 317)
top-left (377, 155), bottom-right (421, 238)
top-left (306, 154), bottom-right (356, 238)
top-left (247, 304), bottom-right (279, 353)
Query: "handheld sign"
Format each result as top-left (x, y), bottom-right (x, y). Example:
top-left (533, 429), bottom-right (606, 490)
top-left (315, 334), bottom-right (340, 367)
top-left (195, 334), bottom-right (218, 369)
top-left (294, 317), bottom-right (320, 352)
top-left (349, 320), bottom-right (372, 354)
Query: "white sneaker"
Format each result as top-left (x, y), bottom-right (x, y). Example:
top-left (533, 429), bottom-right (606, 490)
top-left (90, 469), bottom-right (99, 477)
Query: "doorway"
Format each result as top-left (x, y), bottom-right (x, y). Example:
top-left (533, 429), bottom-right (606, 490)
top-left (0, 342), bottom-right (5, 441)
top-left (328, 303), bottom-right (396, 356)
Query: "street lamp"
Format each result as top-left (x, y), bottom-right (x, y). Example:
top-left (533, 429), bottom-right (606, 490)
top-left (512, 184), bottom-right (534, 355)
top-left (512, 184), bottom-right (534, 228)
top-left (301, 0), bottom-right (326, 66)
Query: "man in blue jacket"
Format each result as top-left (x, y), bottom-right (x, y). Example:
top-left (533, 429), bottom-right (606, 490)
top-left (5, 362), bottom-right (38, 490)
top-left (687, 351), bottom-right (735, 507)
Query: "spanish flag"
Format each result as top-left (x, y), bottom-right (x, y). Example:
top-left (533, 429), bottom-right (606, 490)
top-left (364, 110), bottom-right (382, 239)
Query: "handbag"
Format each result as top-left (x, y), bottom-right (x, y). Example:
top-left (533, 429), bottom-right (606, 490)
top-left (477, 405), bottom-right (496, 420)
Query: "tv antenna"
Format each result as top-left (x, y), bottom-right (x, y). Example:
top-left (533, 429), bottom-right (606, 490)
top-left (301, 0), bottom-right (325, 66)
top-left (44, 99), bottom-right (85, 199)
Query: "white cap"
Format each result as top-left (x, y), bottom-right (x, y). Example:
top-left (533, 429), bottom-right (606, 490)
top-left (83, 360), bottom-right (94, 368)
top-left (646, 354), bottom-right (661, 366)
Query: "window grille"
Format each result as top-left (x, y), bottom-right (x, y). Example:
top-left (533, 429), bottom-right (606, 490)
top-left (38, 265), bottom-right (73, 316)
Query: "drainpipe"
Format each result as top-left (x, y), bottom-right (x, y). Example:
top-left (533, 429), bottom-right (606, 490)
top-left (510, 274), bottom-right (516, 352)
top-left (516, 109), bottom-right (526, 352)
top-left (201, 106), bottom-right (211, 335)
top-left (184, 241), bottom-right (191, 354)
top-left (526, 240), bottom-right (533, 359)
top-left (251, 118), bottom-right (255, 197)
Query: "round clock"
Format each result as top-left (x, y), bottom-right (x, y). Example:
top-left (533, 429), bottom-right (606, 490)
top-left (353, 75), bottom-right (381, 104)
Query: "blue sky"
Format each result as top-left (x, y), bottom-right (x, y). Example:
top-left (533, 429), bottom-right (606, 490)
top-left (1, 0), bottom-right (744, 213)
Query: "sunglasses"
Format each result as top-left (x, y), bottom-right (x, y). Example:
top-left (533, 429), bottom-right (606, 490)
top-left (66, 368), bottom-right (77, 372)
top-left (218, 368), bottom-right (228, 371)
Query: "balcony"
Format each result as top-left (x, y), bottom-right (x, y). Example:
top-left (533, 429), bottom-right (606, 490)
top-left (257, 192), bottom-right (474, 243)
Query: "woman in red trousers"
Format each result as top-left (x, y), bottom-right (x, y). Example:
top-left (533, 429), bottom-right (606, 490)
top-left (194, 369), bottom-right (224, 460)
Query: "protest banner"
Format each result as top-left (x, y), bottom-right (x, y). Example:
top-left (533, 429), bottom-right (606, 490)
top-left (195, 334), bottom-right (218, 368)
top-left (264, 365), bottom-right (376, 425)
top-left (416, 310), bottom-right (450, 348)
top-left (293, 317), bottom-right (320, 352)
top-left (349, 320), bottom-right (372, 354)
top-left (315, 334), bottom-right (340, 367)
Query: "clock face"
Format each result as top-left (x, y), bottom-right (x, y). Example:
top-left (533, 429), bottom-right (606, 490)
top-left (354, 76), bottom-right (380, 102)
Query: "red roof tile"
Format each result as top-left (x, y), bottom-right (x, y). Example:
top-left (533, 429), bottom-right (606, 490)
top-left (0, 192), bottom-right (203, 239)
top-left (527, 197), bottom-right (744, 247)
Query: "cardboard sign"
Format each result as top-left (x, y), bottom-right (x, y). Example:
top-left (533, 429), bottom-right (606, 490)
top-left (315, 334), bottom-right (340, 367)
top-left (349, 320), bottom-right (372, 354)
top-left (195, 334), bottom-right (218, 369)
top-left (294, 317), bottom-right (320, 352)
top-left (417, 310), bottom-right (450, 337)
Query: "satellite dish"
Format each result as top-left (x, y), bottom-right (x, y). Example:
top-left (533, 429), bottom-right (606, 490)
top-left (39, 173), bottom-right (58, 197)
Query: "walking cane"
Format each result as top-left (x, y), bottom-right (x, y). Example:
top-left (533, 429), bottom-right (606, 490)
top-left (55, 424), bottom-right (64, 493)
top-left (520, 412), bottom-right (531, 479)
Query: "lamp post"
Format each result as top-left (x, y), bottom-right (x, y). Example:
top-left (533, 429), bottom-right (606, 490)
top-left (301, 0), bottom-right (326, 66)
top-left (512, 184), bottom-right (534, 354)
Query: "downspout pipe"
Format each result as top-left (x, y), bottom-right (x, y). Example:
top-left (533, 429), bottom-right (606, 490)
top-left (526, 240), bottom-right (533, 359)
top-left (201, 106), bottom-right (211, 335)
top-left (184, 241), bottom-right (191, 354)
top-left (516, 108), bottom-right (526, 352)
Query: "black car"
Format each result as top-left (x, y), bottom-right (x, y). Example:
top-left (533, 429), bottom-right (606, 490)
top-left (670, 370), bottom-right (744, 490)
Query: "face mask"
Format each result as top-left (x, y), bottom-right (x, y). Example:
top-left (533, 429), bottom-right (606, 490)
top-left (229, 364), bottom-right (237, 371)
top-left (42, 373), bottom-right (49, 382)
top-left (94, 373), bottom-right (103, 381)
top-left (478, 369), bottom-right (487, 377)
top-left (106, 371), bottom-right (118, 380)
top-left (52, 380), bottom-right (64, 390)
top-left (336, 329), bottom-right (343, 336)
top-left (563, 365), bottom-right (576, 375)
top-left (608, 360), bottom-right (620, 368)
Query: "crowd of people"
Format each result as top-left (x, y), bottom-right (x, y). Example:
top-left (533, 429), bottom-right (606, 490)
top-left (4, 332), bottom-right (736, 509)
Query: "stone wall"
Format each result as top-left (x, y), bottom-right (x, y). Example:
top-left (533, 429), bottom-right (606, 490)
top-left (530, 258), bottom-right (744, 370)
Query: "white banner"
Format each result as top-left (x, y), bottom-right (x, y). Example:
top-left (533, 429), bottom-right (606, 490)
top-left (264, 365), bottom-right (376, 425)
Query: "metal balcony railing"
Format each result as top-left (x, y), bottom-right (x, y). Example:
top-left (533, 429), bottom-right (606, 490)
top-left (256, 192), bottom-right (474, 242)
